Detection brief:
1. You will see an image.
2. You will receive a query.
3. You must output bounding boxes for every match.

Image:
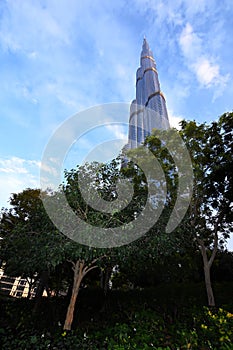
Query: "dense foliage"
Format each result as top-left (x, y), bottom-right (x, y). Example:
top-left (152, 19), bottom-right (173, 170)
top-left (1, 284), bottom-right (233, 349)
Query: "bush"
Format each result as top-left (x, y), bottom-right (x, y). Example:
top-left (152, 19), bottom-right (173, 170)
top-left (1, 307), bottom-right (233, 349)
top-left (1, 284), bottom-right (233, 349)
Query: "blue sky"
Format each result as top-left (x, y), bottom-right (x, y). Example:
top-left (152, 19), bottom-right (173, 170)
top-left (0, 0), bottom-right (232, 248)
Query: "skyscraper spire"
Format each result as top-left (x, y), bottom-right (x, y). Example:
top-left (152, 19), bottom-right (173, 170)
top-left (141, 37), bottom-right (153, 58)
top-left (127, 39), bottom-right (170, 149)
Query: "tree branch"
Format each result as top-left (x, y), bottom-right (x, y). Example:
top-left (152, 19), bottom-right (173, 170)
top-left (197, 236), bottom-right (208, 264)
top-left (67, 259), bottom-right (76, 271)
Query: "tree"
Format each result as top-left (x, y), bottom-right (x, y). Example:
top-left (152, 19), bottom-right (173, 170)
top-left (122, 128), bottom-right (194, 288)
top-left (54, 161), bottom-right (123, 330)
top-left (179, 113), bottom-right (233, 306)
top-left (0, 189), bottom-right (65, 299)
top-left (55, 156), bottom-right (176, 330)
top-left (143, 113), bottom-right (232, 306)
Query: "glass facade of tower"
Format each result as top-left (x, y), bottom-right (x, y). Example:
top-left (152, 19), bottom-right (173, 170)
top-left (127, 39), bottom-right (170, 149)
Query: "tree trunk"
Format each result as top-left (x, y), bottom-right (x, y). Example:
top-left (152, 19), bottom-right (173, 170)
top-left (33, 270), bottom-right (50, 313)
top-left (63, 277), bottom-right (82, 330)
top-left (203, 261), bottom-right (215, 306)
top-left (100, 265), bottom-right (112, 295)
top-left (198, 238), bottom-right (217, 307)
top-left (63, 261), bottom-right (83, 331)
top-left (63, 258), bottom-right (100, 330)
top-left (27, 281), bottom-right (33, 299)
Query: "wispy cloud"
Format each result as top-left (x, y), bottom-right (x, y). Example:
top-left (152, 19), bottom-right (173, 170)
top-left (0, 157), bottom-right (40, 208)
top-left (179, 23), bottom-right (229, 96)
top-left (0, 157), bottom-right (39, 174)
top-left (105, 124), bottom-right (128, 140)
top-left (193, 58), bottom-right (229, 88)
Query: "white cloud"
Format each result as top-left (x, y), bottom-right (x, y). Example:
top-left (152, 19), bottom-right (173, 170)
top-left (0, 157), bottom-right (40, 209)
top-left (184, 0), bottom-right (207, 17)
top-left (194, 59), bottom-right (218, 87)
top-left (179, 23), bottom-right (201, 57)
top-left (168, 110), bottom-right (183, 130)
top-left (192, 58), bottom-right (230, 90)
top-left (0, 157), bottom-right (39, 174)
top-left (179, 23), bottom-right (229, 95)
top-left (48, 157), bottom-right (60, 165)
top-left (39, 163), bottom-right (58, 177)
top-left (105, 124), bottom-right (128, 140)
top-left (134, 0), bottom-right (218, 25)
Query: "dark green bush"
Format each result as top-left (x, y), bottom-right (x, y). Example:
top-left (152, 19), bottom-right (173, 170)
top-left (1, 283), bottom-right (233, 349)
top-left (1, 307), bottom-right (233, 349)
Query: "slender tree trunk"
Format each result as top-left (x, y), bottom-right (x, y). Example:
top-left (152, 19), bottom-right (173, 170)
top-left (100, 266), bottom-right (112, 295)
top-left (33, 270), bottom-right (50, 313)
top-left (100, 266), bottom-right (112, 313)
top-left (194, 209), bottom-right (224, 308)
top-left (63, 258), bottom-right (101, 330)
top-left (198, 236), bottom-right (218, 307)
top-left (203, 260), bottom-right (215, 306)
top-left (27, 282), bottom-right (32, 299)
top-left (63, 272), bottom-right (82, 330)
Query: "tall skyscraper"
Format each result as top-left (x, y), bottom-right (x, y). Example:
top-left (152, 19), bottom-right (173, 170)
top-left (127, 38), bottom-right (170, 149)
